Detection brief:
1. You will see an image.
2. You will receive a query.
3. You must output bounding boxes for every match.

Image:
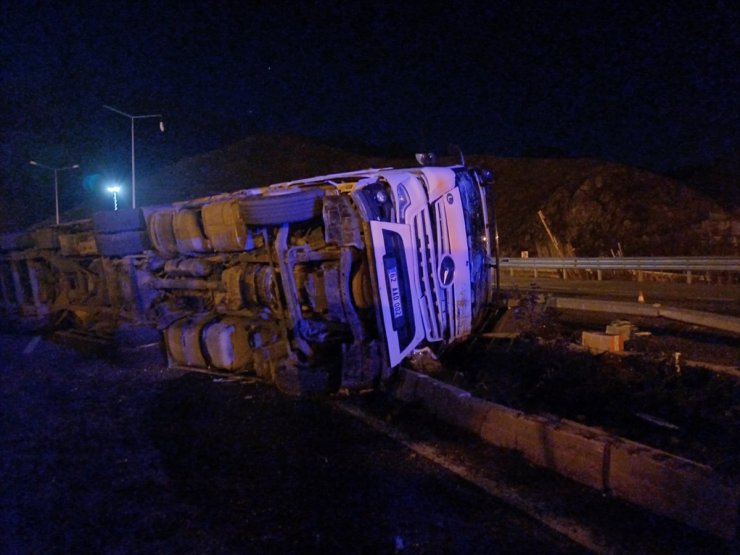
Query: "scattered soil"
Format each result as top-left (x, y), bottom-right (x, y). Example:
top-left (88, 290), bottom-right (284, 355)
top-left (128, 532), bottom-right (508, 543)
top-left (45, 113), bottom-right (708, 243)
top-left (435, 297), bottom-right (740, 475)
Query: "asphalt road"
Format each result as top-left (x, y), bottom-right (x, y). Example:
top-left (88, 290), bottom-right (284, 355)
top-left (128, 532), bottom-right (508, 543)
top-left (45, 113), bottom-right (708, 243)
top-left (0, 333), bottom-right (587, 554)
top-left (500, 276), bottom-right (740, 314)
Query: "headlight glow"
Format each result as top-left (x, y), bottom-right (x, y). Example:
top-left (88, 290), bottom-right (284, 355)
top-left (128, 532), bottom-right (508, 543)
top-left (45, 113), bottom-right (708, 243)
top-left (396, 183), bottom-right (410, 222)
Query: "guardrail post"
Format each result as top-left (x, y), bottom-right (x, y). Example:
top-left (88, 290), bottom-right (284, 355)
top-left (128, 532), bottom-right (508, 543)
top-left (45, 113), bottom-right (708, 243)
top-left (686, 270), bottom-right (692, 285)
top-left (597, 269), bottom-right (602, 281)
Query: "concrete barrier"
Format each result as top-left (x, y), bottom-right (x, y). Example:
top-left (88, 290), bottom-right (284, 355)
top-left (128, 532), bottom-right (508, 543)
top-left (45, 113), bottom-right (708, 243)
top-left (551, 297), bottom-right (660, 317)
top-left (543, 420), bottom-right (610, 491)
top-left (550, 296), bottom-right (740, 335)
top-left (395, 368), bottom-right (423, 402)
top-left (480, 403), bottom-right (522, 450)
top-left (609, 440), bottom-right (738, 540)
top-left (658, 306), bottom-right (740, 335)
top-left (396, 369), bottom-right (738, 540)
top-left (482, 411), bottom-right (610, 491)
top-left (410, 375), bottom-right (493, 435)
top-left (506, 413), bottom-right (554, 467)
top-left (450, 396), bottom-right (493, 435)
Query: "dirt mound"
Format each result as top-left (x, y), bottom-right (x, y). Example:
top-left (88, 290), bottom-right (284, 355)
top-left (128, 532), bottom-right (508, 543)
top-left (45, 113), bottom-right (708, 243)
top-left (136, 134), bottom-right (404, 206)
top-left (672, 150), bottom-right (740, 210)
top-left (467, 156), bottom-right (732, 256)
top-left (129, 136), bottom-right (734, 256)
top-left (436, 297), bottom-right (740, 474)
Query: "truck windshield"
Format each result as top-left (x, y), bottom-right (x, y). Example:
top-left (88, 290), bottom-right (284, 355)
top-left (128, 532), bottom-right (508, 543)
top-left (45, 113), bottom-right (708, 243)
top-left (455, 169), bottom-right (491, 328)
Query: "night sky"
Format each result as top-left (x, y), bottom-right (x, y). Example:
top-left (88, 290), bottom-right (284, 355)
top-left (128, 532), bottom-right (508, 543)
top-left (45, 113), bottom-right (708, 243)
top-left (1, 1), bottom-right (738, 224)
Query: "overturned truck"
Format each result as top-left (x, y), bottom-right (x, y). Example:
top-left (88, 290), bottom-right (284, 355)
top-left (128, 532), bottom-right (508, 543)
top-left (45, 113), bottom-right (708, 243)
top-left (0, 163), bottom-right (496, 394)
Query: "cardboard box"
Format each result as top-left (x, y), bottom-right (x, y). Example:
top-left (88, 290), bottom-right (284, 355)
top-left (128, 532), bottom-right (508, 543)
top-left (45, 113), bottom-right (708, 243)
top-left (582, 331), bottom-right (623, 353)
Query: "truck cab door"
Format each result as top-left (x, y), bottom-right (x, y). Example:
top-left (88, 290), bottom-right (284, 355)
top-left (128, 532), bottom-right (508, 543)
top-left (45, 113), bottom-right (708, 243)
top-left (369, 221), bottom-right (426, 367)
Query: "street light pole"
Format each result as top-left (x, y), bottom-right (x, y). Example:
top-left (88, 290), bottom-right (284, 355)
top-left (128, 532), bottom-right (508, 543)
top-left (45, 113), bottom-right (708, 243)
top-left (29, 160), bottom-right (80, 225)
top-left (103, 105), bottom-right (164, 209)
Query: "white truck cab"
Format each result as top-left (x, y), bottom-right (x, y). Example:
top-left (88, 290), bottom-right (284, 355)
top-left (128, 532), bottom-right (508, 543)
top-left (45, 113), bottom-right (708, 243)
top-left (357, 165), bottom-right (494, 367)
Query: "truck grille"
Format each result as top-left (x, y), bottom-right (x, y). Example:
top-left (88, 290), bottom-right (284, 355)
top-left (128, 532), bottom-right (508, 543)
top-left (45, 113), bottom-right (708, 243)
top-left (413, 207), bottom-right (450, 341)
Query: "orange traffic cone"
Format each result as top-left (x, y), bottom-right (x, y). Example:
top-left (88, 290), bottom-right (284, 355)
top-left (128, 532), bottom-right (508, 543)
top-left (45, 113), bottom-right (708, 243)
top-left (637, 290), bottom-right (645, 303)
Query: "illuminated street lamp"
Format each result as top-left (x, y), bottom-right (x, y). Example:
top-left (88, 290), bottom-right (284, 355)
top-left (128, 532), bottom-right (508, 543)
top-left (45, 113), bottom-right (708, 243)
top-left (103, 104), bottom-right (164, 209)
top-left (106, 185), bottom-right (121, 211)
top-left (29, 160), bottom-right (80, 225)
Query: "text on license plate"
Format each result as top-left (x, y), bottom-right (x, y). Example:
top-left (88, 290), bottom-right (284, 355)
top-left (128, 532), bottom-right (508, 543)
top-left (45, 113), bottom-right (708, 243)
top-left (385, 256), bottom-right (404, 329)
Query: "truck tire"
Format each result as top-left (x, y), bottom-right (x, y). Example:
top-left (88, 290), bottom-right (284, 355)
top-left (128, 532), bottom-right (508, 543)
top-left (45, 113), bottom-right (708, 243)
top-left (240, 189), bottom-right (324, 226)
top-left (202, 199), bottom-right (255, 251)
top-left (96, 230), bottom-right (150, 257)
top-left (93, 209), bottom-right (145, 234)
top-left (173, 209), bottom-right (212, 254)
top-left (147, 211), bottom-right (178, 257)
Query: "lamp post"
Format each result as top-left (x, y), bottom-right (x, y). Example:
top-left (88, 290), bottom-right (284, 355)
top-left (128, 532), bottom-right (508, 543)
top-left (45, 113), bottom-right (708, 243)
top-left (106, 185), bottom-right (121, 211)
top-left (103, 105), bottom-right (164, 209)
top-left (29, 160), bottom-right (80, 225)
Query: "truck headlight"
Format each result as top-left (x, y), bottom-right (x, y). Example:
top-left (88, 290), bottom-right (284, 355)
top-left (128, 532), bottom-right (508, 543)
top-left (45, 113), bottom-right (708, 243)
top-left (396, 183), bottom-right (410, 222)
top-left (374, 190), bottom-right (388, 203)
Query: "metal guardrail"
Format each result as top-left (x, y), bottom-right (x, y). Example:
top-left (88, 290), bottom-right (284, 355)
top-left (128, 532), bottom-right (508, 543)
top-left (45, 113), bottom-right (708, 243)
top-left (498, 256), bottom-right (740, 283)
top-left (499, 257), bottom-right (740, 271)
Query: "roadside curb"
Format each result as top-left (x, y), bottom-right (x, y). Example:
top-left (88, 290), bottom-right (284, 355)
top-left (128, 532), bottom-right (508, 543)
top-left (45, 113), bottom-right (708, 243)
top-left (550, 297), bottom-right (740, 334)
top-left (394, 369), bottom-right (739, 541)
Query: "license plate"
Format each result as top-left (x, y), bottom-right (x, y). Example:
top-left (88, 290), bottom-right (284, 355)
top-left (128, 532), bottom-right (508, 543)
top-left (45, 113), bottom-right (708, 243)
top-left (385, 256), bottom-right (405, 329)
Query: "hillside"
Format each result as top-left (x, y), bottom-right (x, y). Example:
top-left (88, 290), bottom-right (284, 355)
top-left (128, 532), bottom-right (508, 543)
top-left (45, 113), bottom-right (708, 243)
top-left (136, 135), bottom-right (406, 206)
top-left (135, 135), bottom-right (736, 257)
top-left (467, 156), bottom-right (736, 256)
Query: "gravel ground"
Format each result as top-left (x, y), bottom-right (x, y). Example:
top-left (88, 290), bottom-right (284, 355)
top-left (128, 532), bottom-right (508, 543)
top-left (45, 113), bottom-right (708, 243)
top-left (437, 302), bottom-right (740, 474)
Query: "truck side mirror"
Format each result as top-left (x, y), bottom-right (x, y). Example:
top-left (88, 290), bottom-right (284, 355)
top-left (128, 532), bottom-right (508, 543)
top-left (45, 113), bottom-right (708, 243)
top-left (415, 153), bottom-right (438, 166)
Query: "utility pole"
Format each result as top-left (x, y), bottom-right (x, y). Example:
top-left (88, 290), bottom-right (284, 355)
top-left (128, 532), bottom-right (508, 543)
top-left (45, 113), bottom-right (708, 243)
top-left (103, 105), bottom-right (164, 209)
top-left (29, 161), bottom-right (80, 225)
